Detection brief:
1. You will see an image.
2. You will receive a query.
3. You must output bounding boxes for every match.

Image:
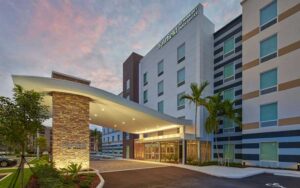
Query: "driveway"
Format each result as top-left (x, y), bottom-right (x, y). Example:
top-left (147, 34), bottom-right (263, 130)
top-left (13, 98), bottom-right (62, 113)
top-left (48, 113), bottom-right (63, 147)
top-left (101, 166), bottom-right (300, 188)
top-left (90, 159), bottom-right (166, 173)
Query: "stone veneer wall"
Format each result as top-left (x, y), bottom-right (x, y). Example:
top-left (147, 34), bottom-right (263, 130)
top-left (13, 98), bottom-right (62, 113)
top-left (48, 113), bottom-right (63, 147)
top-left (52, 92), bottom-right (90, 169)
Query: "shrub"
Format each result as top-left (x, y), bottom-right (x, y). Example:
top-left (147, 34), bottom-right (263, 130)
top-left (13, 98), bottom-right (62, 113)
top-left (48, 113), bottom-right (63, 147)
top-left (33, 163), bottom-right (65, 188)
top-left (60, 162), bottom-right (82, 181)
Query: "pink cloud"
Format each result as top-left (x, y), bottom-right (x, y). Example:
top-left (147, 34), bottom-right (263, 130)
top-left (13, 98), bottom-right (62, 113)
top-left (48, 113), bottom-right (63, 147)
top-left (25, 0), bottom-right (107, 58)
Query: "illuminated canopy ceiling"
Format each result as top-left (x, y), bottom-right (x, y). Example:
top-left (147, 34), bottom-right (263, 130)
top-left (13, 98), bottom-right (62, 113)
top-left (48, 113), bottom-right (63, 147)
top-left (12, 75), bottom-right (192, 134)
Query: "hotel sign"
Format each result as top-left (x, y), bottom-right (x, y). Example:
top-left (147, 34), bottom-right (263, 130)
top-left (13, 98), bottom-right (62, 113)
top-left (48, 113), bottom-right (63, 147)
top-left (158, 5), bottom-right (200, 49)
top-left (62, 142), bottom-right (87, 149)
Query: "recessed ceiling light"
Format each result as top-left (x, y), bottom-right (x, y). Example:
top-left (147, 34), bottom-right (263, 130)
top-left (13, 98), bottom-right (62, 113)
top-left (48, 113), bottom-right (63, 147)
top-left (94, 114), bottom-right (98, 117)
top-left (122, 122), bottom-right (126, 125)
top-left (132, 118), bottom-right (135, 121)
top-left (101, 108), bottom-right (105, 111)
top-left (114, 124), bottom-right (117, 127)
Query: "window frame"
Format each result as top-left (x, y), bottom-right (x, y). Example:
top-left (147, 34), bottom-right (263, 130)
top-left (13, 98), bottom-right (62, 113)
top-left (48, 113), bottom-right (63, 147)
top-left (143, 72), bottom-right (148, 86)
top-left (158, 60), bottom-right (164, 76)
top-left (177, 92), bottom-right (185, 110)
top-left (260, 34), bottom-right (278, 63)
top-left (143, 90), bottom-right (148, 103)
top-left (177, 43), bottom-right (186, 63)
top-left (223, 144), bottom-right (235, 160)
top-left (157, 100), bottom-right (164, 113)
top-left (157, 80), bottom-right (164, 96)
top-left (259, 142), bottom-right (278, 162)
top-left (260, 0), bottom-right (278, 29)
top-left (223, 116), bottom-right (235, 133)
top-left (223, 63), bottom-right (235, 82)
top-left (177, 67), bottom-right (185, 87)
top-left (260, 102), bottom-right (278, 127)
top-left (223, 88), bottom-right (235, 102)
top-left (260, 68), bottom-right (278, 95)
top-left (223, 37), bottom-right (235, 57)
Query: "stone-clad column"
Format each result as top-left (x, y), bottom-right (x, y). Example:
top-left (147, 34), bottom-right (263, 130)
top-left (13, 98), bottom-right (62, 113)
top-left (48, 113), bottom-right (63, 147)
top-left (52, 92), bottom-right (90, 169)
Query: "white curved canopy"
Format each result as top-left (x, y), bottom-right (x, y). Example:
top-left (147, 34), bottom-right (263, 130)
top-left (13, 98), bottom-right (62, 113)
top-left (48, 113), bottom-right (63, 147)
top-left (12, 75), bottom-right (192, 134)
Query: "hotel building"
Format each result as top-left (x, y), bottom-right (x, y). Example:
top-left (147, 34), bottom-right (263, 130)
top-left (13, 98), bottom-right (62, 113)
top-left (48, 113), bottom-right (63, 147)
top-left (12, 1), bottom-right (300, 170)
top-left (241, 0), bottom-right (300, 169)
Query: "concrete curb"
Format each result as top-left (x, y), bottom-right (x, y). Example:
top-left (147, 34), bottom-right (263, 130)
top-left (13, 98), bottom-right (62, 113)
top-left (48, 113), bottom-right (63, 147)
top-left (0, 172), bottom-right (13, 182)
top-left (91, 168), bottom-right (105, 188)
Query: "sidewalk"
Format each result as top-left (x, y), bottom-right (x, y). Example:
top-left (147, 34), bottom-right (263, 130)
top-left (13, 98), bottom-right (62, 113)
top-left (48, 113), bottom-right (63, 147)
top-left (122, 159), bottom-right (300, 179)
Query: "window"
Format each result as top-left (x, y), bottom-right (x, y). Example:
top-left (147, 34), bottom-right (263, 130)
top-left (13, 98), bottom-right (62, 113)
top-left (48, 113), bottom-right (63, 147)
top-left (260, 102), bottom-right (277, 127)
top-left (223, 117), bottom-right (234, 133)
top-left (260, 142), bottom-right (278, 161)
top-left (126, 79), bottom-right (130, 90)
top-left (158, 60), bottom-right (164, 76)
top-left (117, 135), bottom-right (120, 141)
top-left (143, 72), bottom-right (148, 85)
top-left (177, 43), bottom-right (185, 63)
top-left (177, 92), bottom-right (185, 110)
top-left (223, 144), bottom-right (234, 160)
top-left (112, 136), bottom-right (114, 142)
top-left (260, 69), bottom-right (277, 95)
top-left (158, 80), bottom-right (164, 96)
top-left (223, 88), bottom-right (235, 101)
top-left (260, 34), bottom-right (277, 62)
top-left (143, 90), bottom-right (148, 103)
top-left (223, 37), bottom-right (235, 56)
top-left (224, 63), bottom-right (234, 82)
top-left (260, 0), bottom-right (277, 29)
top-left (177, 68), bottom-right (185, 87)
top-left (158, 101), bottom-right (164, 113)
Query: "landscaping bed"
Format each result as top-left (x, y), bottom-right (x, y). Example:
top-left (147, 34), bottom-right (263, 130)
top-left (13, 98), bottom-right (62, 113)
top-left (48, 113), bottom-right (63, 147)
top-left (186, 160), bottom-right (245, 168)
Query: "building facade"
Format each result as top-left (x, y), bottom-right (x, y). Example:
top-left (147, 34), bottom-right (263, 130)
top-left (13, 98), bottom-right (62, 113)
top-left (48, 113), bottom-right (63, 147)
top-left (213, 15), bottom-right (243, 163)
top-left (241, 0), bottom-right (300, 169)
top-left (101, 128), bottom-right (123, 157)
top-left (122, 52), bottom-right (143, 159)
top-left (135, 3), bottom-right (214, 163)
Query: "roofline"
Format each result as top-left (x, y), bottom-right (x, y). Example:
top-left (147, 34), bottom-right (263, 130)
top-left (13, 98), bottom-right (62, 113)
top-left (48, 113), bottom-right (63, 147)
top-left (12, 75), bottom-right (193, 127)
top-left (214, 14), bottom-right (242, 37)
top-left (51, 71), bottom-right (91, 85)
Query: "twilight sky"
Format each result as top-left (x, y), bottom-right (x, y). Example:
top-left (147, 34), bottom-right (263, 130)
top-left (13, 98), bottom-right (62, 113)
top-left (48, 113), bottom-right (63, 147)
top-left (0, 0), bottom-right (241, 98)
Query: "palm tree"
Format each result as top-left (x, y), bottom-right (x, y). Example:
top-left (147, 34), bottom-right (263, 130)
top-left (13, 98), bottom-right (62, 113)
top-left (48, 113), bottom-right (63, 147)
top-left (222, 99), bottom-right (242, 166)
top-left (92, 129), bottom-right (99, 152)
top-left (205, 93), bottom-right (223, 163)
top-left (181, 81), bottom-right (209, 161)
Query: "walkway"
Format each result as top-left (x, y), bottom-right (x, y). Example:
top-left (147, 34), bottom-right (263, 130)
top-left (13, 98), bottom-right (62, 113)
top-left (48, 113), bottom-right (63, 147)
top-left (90, 159), bottom-right (166, 173)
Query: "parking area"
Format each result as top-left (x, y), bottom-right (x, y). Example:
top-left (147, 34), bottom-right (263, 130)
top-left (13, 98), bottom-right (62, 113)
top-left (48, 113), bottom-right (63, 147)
top-left (90, 159), bottom-right (166, 173)
top-left (101, 166), bottom-right (300, 188)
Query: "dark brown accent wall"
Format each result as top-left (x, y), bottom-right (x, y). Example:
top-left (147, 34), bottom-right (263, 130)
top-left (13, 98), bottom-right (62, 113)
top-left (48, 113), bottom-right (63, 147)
top-left (52, 71), bottom-right (91, 85)
top-left (122, 52), bottom-right (143, 159)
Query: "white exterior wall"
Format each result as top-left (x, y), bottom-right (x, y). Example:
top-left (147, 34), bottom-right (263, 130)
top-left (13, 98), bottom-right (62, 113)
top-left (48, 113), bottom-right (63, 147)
top-left (139, 4), bottom-right (214, 139)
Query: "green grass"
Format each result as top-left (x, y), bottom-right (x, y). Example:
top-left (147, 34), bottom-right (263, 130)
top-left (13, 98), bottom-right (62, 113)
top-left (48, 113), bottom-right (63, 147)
top-left (0, 168), bottom-right (33, 188)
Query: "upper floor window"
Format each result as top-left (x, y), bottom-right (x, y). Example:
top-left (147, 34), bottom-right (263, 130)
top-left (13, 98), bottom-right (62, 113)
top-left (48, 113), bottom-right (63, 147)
top-left (177, 67), bottom-right (185, 87)
top-left (260, 34), bottom-right (277, 63)
top-left (158, 101), bottom-right (164, 113)
top-left (126, 79), bottom-right (130, 90)
top-left (143, 90), bottom-right (148, 103)
top-left (260, 102), bottom-right (277, 127)
top-left (117, 135), bottom-right (120, 141)
top-left (158, 60), bottom-right (164, 76)
top-left (260, 68), bottom-right (277, 95)
top-left (223, 88), bottom-right (235, 101)
top-left (223, 117), bottom-right (235, 133)
top-left (143, 72), bottom-right (148, 86)
top-left (177, 92), bottom-right (185, 110)
top-left (112, 136), bottom-right (114, 142)
top-left (223, 37), bottom-right (235, 56)
top-left (260, 0), bottom-right (277, 30)
top-left (177, 43), bottom-right (185, 63)
top-left (224, 63), bottom-right (234, 82)
top-left (158, 80), bottom-right (164, 96)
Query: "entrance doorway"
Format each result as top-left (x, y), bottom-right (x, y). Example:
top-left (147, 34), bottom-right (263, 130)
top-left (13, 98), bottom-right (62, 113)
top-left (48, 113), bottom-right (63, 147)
top-left (144, 142), bottom-right (160, 161)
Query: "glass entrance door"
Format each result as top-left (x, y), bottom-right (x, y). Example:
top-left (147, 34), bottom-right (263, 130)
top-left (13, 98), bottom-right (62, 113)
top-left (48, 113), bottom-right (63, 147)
top-left (144, 142), bottom-right (160, 161)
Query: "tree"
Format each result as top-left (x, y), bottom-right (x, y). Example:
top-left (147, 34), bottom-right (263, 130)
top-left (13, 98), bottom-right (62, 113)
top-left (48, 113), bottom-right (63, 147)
top-left (181, 81), bottom-right (209, 161)
top-left (205, 93), bottom-right (242, 165)
top-left (0, 85), bottom-right (49, 188)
